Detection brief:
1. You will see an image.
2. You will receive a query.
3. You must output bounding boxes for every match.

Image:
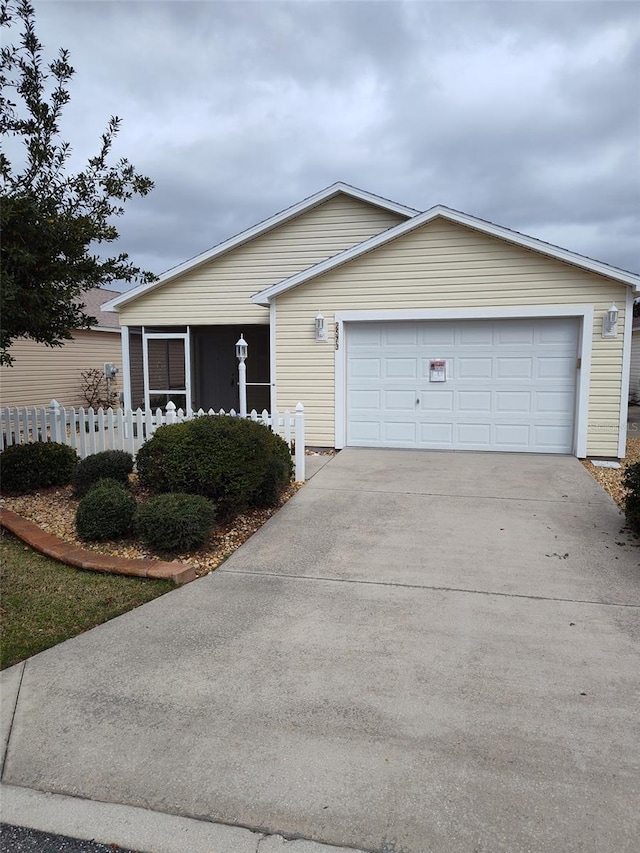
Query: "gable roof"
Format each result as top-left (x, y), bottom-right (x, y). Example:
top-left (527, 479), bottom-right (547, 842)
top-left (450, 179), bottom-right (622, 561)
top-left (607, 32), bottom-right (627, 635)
top-left (252, 205), bottom-right (640, 305)
top-left (78, 287), bottom-right (121, 330)
top-left (102, 183), bottom-right (418, 312)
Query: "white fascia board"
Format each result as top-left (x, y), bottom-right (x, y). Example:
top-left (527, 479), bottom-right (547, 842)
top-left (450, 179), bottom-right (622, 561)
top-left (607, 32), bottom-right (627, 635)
top-left (88, 325), bottom-right (121, 333)
top-left (334, 305), bottom-right (594, 322)
top-left (253, 205), bottom-right (640, 305)
top-left (101, 183), bottom-right (418, 312)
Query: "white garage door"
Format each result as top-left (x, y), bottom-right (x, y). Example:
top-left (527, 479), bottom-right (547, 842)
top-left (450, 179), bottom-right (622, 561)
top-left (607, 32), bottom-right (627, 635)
top-left (346, 318), bottom-right (579, 453)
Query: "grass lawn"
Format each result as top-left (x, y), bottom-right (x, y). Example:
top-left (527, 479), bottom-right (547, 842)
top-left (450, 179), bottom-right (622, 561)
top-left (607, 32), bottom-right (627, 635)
top-left (1, 531), bottom-right (175, 670)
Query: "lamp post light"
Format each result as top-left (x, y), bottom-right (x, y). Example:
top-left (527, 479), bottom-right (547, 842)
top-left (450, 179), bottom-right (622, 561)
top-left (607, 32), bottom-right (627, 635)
top-left (235, 334), bottom-right (248, 417)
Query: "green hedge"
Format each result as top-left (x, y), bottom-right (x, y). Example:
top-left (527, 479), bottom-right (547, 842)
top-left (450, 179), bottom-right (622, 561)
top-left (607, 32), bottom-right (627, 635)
top-left (1, 442), bottom-right (78, 494)
top-left (136, 415), bottom-right (292, 514)
top-left (72, 450), bottom-right (134, 496)
top-left (135, 493), bottom-right (215, 555)
top-left (76, 480), bottom-right (137, 542)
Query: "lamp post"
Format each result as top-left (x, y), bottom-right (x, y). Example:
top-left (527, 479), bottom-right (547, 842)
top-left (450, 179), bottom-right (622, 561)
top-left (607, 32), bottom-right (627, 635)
top-left (235, 334), bottom-right (248, 417)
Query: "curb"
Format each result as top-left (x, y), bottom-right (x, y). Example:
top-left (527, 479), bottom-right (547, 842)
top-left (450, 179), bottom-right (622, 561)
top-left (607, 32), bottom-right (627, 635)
top-left (0, 508), bottom-right (195, 585)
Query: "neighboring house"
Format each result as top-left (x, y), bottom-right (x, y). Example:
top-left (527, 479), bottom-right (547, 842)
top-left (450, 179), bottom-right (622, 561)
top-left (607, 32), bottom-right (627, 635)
top-left (630, 315), bottom-right (640, 405)
top-left (0, 287), bottom-right (122, 409)
top-left (103, 183), bottom-right (640, 459)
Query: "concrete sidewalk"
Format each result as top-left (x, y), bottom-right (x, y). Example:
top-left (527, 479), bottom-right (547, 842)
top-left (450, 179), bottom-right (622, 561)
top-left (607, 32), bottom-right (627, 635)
top-left (2, 449), bottom-right (639, 853)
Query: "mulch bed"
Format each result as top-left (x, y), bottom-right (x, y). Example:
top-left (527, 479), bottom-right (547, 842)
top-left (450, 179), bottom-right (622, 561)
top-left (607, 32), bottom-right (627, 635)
top-left (0, 477), bottom-right (300, 578)
top-left (581, 437), bottom-right (639, 509)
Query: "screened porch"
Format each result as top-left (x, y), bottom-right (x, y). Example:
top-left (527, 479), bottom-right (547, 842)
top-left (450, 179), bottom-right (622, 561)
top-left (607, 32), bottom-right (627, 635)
top-left (124, 325), bottom-right (271, 414)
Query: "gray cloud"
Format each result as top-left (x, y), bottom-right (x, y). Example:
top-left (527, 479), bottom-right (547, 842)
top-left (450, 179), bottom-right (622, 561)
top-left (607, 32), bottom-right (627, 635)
top-left (13, 0), bottom-right (640, 283)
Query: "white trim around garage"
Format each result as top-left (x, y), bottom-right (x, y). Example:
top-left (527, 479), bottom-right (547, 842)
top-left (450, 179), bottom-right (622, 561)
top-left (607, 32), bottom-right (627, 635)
top-left (334, 305), bottom-right (594, 458)
top-left (269, 301), bottom-right (277, 415)
top-left (618, 289), bottom-right (634, 457)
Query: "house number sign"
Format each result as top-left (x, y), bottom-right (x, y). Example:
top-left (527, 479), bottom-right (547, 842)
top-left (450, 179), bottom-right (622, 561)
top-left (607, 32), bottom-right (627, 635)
top-left (429, 360), bottom-right (446, 382)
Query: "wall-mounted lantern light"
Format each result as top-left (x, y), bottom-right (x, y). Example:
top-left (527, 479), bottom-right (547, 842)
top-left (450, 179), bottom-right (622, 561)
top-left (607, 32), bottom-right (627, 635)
top-left (602, 304), bottom-right (619, 339)
top-left (235, 334), bottom-right (248, 417)
top-left (315, 312), bottom-right (327, 342)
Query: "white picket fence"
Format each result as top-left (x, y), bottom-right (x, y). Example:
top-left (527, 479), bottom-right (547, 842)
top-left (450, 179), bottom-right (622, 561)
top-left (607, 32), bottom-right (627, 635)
top-left (0, 399), bottom-right (306, 481)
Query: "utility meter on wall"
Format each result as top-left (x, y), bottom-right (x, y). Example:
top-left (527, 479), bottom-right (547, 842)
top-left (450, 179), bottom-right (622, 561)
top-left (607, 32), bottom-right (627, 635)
top-left (104, 363), bottom-right (120, 379)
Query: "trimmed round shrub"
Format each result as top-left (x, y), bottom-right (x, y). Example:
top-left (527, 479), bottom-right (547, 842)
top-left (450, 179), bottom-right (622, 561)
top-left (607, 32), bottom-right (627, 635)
top-left (76, 479), bottom-right (137, 541)
top-left (136, 415), bottom-right (292, 514)
top-left (252, 427), bottom-right (294, 508)
top-left (135, 493), bottom-right (215, 555)
top-left (72, 449), bottom-right (134, 496)
top-left (0, 441), bottom-right (78, 494)
top-left (623, 462), bottom-right (640, 537)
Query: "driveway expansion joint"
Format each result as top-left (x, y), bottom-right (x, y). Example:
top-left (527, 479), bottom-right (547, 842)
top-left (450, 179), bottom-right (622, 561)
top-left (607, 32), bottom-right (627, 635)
top-left (0, 508), bottom-right (195, 584)
top-left (306, 485), bottom-right (605, 505)
top-left (0, 662), bottom-right (26, 781)
top-left (219, 568), bottom-right (640, 608)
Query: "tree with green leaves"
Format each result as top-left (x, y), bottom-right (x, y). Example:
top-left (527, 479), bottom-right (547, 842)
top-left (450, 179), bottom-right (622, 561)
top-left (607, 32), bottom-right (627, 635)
top-left (0, 0), bottom-right (155, 366)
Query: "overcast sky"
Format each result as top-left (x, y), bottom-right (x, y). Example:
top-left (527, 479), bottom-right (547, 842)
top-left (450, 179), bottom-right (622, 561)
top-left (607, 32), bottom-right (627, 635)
top-left (9, 0), bottom-right (640, 285)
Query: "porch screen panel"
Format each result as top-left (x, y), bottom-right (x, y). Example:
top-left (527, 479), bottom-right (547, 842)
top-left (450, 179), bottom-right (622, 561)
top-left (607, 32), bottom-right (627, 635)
top-left (129, 330), bottom-right (145, 409)
top-left (148, 339), bottom-right (186, 390)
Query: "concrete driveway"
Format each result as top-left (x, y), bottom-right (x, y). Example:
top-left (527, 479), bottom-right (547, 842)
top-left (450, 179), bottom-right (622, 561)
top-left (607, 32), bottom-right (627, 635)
top-left (2, 449), bottom-right (639, 853)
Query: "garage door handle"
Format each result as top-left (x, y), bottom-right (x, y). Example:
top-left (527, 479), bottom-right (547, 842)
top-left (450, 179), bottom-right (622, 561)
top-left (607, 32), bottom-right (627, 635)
top-left (416, 398), bottom-right (420, 405)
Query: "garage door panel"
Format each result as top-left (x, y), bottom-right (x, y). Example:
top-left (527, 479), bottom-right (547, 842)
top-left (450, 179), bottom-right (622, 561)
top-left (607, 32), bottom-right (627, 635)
top-left (535, 390), bottom-right (574, 414)
top-left (495, 391), bottom-right (531, 413)
top-left (459, 323), bottom-right (494, 345)
top-left (496, 322), bottom-right (535, 345)
top-left (533, 424), bottom-right (574, 449)
top-left (383, 422), bottom-right (417, 443)
top-left (349, 389), bottom-right (381, 410)
top-left (350, 326), bottom-right (382, 347)
top-left (420, 423), bottom-right (453, 443)
top-left (419, 324), bottom-right (455, 345)
top-left (496, 357), bottom-right (533, 379)
top-left (537, 357), bottom-right (575, 379)
top-left (495, 424), bottom-right (531, 447)
top-left (457, 423), bottom-right (492, 445)
top-left (385, 389), bottom-right (418, 410)
top-left (458, 391), bottom-right (492, 412)
top-left (384, 358), bottom-right (417, 379)
top-left (421, 391), bottom-right (454, 412)
top-left (349, 421), bottom-right (381, 442)
top-left (346, 318), bottom-right (578, 454)
top-left (458, 357), bottom-right (493, 379)
top-left (349, 358), bottom-right (381, 378)
top-left (385, 325), bottom-right (417, 346)
top-left (538, 323), bottom-right (579, 344)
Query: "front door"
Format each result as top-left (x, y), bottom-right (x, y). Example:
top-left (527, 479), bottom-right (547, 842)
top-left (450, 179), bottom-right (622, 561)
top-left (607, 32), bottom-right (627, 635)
top-left (196, 327), bottom-right (239, 412)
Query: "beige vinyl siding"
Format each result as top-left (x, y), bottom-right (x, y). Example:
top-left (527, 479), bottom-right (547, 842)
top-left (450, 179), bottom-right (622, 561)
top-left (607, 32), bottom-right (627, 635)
top-left (0, 331), bottom-right (122, 409)
top-left (630, 330), bottom-right (640, 403)
top-left (274, 218), bottom-right (628, 456)
top-left (118, 195), bottom-right (405, 326)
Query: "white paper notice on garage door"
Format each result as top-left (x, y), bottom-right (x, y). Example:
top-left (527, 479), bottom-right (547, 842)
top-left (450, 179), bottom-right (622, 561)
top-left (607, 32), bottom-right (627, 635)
top-left (346, 318), bottom-right (579, 453)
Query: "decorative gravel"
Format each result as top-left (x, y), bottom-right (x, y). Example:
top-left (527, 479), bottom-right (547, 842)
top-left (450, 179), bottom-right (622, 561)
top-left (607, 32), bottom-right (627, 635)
top-left (1, 478), bottom-right (300, 578)
top-left (581, 437), bottom-right (639, 510)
